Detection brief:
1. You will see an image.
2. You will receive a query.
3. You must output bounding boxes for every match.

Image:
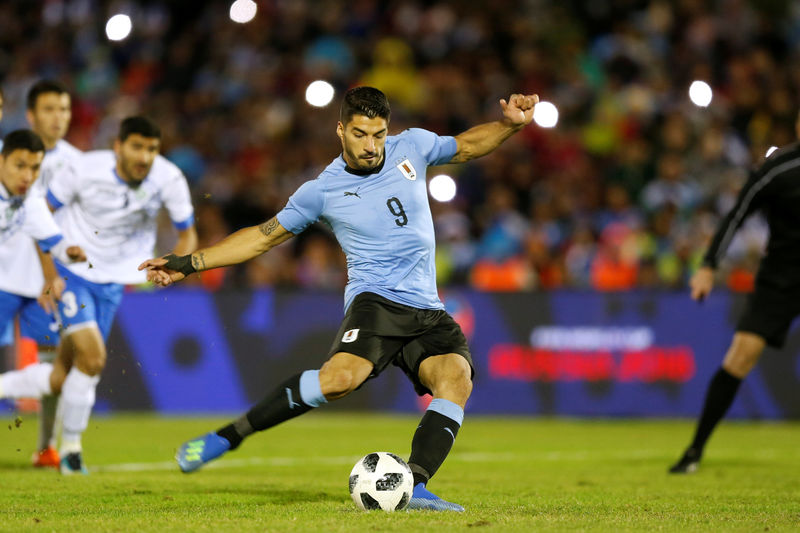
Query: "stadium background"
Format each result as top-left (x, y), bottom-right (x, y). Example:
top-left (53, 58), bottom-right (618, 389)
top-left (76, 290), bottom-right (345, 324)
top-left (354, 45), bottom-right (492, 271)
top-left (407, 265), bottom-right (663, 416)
top-left (1, 0), bottom-right (800, 418)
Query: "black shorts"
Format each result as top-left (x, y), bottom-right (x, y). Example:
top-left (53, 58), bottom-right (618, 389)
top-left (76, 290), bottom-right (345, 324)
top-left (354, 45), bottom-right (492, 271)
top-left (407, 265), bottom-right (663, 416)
top-left (737, 272), bottom-right (800, 348)
top-left (328, 292), bottom-right (474, 396)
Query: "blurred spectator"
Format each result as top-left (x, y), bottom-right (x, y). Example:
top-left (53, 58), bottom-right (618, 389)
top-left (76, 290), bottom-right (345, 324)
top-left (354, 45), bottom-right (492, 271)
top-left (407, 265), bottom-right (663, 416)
top-left (0, 0), bottom-right (794, 293)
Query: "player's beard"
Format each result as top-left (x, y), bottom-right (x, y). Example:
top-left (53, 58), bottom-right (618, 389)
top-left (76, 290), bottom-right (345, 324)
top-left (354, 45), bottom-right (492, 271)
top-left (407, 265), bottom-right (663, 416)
top-left (120, 157), bottom-right (152, 186)
top-left (344, 141), bottom-right (383, 171)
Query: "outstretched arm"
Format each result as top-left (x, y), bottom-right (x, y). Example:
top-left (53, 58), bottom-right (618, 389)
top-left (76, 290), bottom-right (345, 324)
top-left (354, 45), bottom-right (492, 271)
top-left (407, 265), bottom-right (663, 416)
top-left (450, 93), bottom-right (538, 163)
top-left (172, 226), bottom-right (198, 256)
top-left (138, 217), bottom-right (294, 286)
top-left (35, 244), bottom-right (64, 314)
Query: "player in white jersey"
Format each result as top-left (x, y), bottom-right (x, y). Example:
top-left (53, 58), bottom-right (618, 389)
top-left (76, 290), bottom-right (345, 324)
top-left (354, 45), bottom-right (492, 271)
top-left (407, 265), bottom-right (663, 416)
top-left (20, 80), bottom-right (83, 468)
top-left (27, 80), bottom-right (82, 197)
top-left (0, 130), bottom-right (83, 428)
top-left (0, 116), bottom-right (198, 474)
top-left (0, 85), bottom-right (11, 352)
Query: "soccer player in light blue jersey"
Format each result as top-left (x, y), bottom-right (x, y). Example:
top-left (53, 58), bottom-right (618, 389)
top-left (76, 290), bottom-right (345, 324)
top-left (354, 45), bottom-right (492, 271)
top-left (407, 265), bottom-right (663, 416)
top-left (141, 87), bottom-right (537, 511)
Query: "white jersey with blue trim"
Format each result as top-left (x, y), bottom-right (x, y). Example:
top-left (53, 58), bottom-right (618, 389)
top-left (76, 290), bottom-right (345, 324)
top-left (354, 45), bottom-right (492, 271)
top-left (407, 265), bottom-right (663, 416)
top-left (47, 150), bottom-right (195, 284)
top-left (0, 183), bottom-right (62, 298)
top-left (7, 138), bottom-right (82, 297)
top-left (277, 128), bottom-right (457, 311)
top-left (30, 139), bottom-right (82, 198)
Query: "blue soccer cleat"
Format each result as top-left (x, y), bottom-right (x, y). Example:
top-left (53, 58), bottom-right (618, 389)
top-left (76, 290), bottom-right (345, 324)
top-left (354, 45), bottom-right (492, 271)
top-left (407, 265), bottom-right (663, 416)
top-left (176, 432), bottom-right (231, 473)
top-left (407, 483), bottom-right (465, 512)
top-left (60, 452), bottom-right (89, 475)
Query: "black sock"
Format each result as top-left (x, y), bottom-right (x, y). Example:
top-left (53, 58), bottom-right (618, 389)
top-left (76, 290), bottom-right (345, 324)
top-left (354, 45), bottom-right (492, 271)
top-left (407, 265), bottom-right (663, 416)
top-left (408, 410), bottom-right (461, 486)
top-left (216, 373), bottom-right (314, 449)
top-left (689, 367), bottom-right (742, 454)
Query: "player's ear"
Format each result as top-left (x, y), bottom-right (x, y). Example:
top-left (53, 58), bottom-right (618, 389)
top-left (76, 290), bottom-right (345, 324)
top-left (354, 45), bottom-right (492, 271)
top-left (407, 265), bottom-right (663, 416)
top-left (25, 109), bottom-right (35, 128)
top-left (336, 121), bottom-right (344, 141)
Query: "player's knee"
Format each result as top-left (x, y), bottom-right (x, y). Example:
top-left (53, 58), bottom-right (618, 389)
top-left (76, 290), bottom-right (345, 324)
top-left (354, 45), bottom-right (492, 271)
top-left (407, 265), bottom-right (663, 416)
top-left (723, 334), bottom-right (764, 377)
top-left (75, 352), bottom-right (106, 376)
top-left (431, 359), bottom-right (472, 402)
top-left (49, 373), bottom-right (65, 395)
top-left (319, 367), bottom-right (360, 399)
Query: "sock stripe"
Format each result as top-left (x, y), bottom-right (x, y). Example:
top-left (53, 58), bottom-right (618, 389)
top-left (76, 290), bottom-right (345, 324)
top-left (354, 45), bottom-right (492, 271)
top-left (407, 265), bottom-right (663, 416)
top-left (427, 398), bottom-right (464, 426)
top-left (299, 369), bottom-right (327, 407)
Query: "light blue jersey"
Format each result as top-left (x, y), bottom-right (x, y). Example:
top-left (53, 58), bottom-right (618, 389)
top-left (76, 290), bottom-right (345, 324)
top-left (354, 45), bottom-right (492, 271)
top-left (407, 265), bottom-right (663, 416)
top-left (277, 128), bottom-right (457, 312)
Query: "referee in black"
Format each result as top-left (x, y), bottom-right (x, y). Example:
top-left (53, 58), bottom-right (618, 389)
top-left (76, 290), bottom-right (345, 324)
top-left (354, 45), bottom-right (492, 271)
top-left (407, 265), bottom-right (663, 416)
top-left (670, 117), bottom-right (800, 473)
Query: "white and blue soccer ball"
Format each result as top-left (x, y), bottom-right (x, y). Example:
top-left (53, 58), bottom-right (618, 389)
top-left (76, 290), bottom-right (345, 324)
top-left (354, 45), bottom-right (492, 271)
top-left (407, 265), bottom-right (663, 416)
top-left (349, 452), bottom-right (414, 511)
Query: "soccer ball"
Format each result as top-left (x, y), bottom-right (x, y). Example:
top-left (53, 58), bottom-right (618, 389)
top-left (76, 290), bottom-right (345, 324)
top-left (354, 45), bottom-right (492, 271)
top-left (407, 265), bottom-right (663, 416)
top-left (349, 452), bottom-right (414, 512)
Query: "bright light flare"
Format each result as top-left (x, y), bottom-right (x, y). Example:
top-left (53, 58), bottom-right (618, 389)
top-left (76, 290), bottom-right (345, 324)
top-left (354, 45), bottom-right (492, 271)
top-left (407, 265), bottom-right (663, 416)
top-left (229, 0), bottom-right (257, 23)
top-left (689, 80), bottom-right (713, 107)
top-left (105, 14), bottom-right (132, 41)
top-left (429, 174), bottom-right (457, 202)
top-left (305, 80), bottom-right (335, 107)
top-left (766, 146), bottom-right (778, 158)
top-left (533, 101), bottom-right (558, 128)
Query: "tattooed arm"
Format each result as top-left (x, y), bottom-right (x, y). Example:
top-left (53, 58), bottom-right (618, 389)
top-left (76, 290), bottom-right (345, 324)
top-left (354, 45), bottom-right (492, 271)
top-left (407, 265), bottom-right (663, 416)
top-left (138, 216), bottom-right (295, 286)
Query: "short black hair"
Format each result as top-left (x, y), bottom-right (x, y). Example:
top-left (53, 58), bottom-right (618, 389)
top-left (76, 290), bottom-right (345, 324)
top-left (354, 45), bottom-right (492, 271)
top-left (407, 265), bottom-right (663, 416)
top-left (340, 86), bottom-right (391, 125)
top-left (2, 129), bottom-right (45, 156)
top-left (118, 116), bottom-right (161, 142)
top-left (27, 79), bottom-right (69, 110)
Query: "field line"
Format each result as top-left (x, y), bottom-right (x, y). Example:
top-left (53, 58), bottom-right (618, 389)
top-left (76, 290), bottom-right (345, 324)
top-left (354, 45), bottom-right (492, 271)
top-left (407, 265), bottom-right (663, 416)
top-left (89, 447), bottom-right (796, 473)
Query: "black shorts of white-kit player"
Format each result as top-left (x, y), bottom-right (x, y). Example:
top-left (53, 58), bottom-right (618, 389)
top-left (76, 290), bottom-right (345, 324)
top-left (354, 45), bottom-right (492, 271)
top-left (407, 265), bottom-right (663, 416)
top-left (329, 292), bottom-right (475, 395)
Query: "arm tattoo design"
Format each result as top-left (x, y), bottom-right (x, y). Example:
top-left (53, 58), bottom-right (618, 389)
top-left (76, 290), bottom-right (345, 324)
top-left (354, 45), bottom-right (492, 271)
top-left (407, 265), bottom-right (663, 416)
top-left (259, 218), bottom-right (279, 237)
top-left (191, 252), bottom-right (207, 272)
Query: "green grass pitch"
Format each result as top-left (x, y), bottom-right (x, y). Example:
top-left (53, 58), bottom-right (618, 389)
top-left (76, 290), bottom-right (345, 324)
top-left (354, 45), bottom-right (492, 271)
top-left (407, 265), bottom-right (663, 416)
top-left (2, 413), bottom-right (799, 531)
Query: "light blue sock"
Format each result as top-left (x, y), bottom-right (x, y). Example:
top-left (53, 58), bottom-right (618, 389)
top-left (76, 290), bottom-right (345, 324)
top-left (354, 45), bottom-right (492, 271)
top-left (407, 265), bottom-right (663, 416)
top-left (299, 370), bottom-right (327, 407)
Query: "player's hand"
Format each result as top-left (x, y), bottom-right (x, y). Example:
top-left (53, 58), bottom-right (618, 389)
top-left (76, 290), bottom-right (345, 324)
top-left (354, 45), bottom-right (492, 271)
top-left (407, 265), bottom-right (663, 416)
top-left (137, 257), bottom-right (186, 287)
top-left (500, 94), bottom-right (538, 128)
top-left (66, 245), bottom-right (86, 262)
top-left (38, 276), bottom-right (65, 314)
top-left (689, 266), bottom-right (715, 301)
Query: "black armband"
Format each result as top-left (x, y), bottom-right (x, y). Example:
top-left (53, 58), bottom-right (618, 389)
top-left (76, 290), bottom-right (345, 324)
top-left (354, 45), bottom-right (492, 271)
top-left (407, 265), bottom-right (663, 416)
top-left (163, 253), bottom-right (197, 276)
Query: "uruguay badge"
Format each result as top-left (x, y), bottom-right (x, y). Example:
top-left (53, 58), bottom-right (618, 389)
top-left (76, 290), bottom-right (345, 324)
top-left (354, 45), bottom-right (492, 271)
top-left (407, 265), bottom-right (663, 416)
top-left (396, 158), bottom-right (417, 181)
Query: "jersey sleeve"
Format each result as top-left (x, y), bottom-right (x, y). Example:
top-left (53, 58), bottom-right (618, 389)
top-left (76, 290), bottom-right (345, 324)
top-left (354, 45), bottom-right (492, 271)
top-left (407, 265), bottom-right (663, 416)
top-left (402, 128), bottom-right (458, 166)
top-left (276, 179), bottom-right (325, 234)
top-left (162, 170), bottom-right (195, 230)
top-left (703, 168), bottom-right (772, 268)
top-left (22, 196), bottom-right (63, 251)
top-left (45, 159), bottom-right (79, 209)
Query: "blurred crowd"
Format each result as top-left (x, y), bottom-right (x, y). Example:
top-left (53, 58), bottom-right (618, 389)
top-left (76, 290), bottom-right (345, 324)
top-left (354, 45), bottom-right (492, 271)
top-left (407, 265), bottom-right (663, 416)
top-left (2, 0), bottom-right (799, 292)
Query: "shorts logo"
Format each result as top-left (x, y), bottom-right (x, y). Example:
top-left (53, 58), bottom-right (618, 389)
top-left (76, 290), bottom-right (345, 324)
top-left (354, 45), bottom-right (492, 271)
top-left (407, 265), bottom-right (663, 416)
top-left (342, 328), bottom-right (360, 343)
top-left (396, 158), bottom-right (416, 181)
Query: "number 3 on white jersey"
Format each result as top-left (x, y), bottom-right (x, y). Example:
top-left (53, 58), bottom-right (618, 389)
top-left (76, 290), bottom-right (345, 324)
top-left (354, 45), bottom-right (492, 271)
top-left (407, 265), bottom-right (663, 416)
top-left (61, 290), bottom-right (79, 318)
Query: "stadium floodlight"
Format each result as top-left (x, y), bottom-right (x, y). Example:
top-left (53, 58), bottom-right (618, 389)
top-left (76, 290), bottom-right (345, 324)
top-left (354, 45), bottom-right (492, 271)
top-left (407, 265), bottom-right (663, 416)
top-left (229, 0), bottom-right (257, 23)
top-left (429, 174), bottom-right (457, 202)
top-left (689, 80), bottom-right (713, 107)
top-left (766, 146), bottom-right (778, 157)
top-left (305, 80), bottom-right (335, 107)
top-left (533, 101), bottom-right (558, 128)
top-left (105, 14), bottom-right (132, 41)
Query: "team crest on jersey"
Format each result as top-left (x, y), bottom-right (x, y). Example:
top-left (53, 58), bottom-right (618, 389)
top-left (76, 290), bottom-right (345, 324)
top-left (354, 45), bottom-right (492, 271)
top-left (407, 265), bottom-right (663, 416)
top-left (342, 328), bottom-right (360, 343)
top-left (396, 158), bottom-right (416, 181)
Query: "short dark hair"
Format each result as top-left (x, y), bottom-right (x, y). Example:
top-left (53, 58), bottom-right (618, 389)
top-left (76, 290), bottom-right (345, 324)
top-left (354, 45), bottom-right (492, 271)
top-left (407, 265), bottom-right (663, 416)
top-left (2, 129), bottom-right (45, 156)
top-left (118, 116), bottom-right (161, 142)
top-left (340, 86), bottom-right (391, 125)
top-left (27, 79), bottom-right (69, 110)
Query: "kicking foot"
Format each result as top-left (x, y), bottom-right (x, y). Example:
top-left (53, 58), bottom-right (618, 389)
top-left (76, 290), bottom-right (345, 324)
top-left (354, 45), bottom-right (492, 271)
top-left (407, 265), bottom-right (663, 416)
top-left (176, 432), bottom-right (231, 473)
top-left (60, 452), bottom-right (89, 475)
top-left (32, 446), bottom-right (60, 468)
top-left (669, 448), bottom-right (701, 474)
top-left (407, 483), bottom-right (465, 512)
